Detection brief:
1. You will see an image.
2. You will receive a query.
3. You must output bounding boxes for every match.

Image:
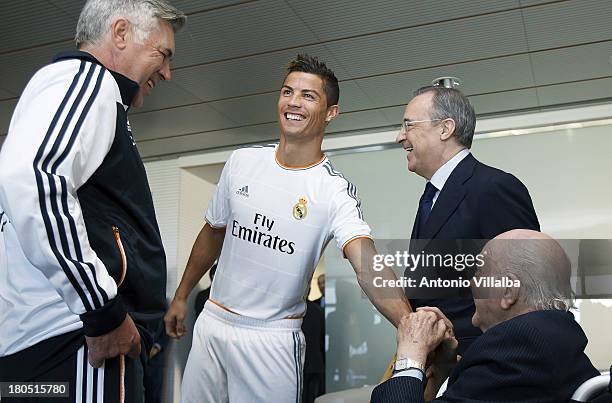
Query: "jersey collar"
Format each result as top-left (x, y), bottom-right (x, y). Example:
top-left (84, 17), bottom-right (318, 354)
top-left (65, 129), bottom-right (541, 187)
top-left (275, 148), bottom-right (327, 171)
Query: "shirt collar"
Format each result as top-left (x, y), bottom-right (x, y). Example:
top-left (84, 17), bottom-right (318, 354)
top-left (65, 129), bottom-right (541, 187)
top-left (429, 148), bottom-right (470, 191)
top-left (53, 50), bottom-right (139, 107)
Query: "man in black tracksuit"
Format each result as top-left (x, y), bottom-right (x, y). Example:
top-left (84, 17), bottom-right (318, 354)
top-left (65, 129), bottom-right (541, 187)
top-left (0, 1), bottom-right (185, 401)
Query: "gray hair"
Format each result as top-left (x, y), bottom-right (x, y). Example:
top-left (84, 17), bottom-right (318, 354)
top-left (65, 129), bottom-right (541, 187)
top-left (413, 86), bottom-right (476, 148)
top-left (75, 0), bottom-right (186, 47)
top-left (484, 238), bottom-right (574, 311)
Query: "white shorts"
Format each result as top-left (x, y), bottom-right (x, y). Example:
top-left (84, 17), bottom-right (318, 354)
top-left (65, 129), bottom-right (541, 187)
top-left (181, 300), bottom-right (305, 403)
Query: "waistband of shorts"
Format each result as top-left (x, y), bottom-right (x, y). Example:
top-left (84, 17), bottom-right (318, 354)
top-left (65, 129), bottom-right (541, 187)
top-left (204, 300), bottom-right (302, 331)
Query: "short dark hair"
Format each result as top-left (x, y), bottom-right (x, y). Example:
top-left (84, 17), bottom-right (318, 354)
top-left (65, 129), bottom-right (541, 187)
top-left (286, 54), bottom-right (339, 106)
top-left (414, 86), bottom-right (476, 148)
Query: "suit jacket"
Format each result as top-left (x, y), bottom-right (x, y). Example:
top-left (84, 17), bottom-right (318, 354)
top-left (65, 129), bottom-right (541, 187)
top-left (371, 310), bottom-right (599, 403)
top-left (406, 153), bottom-right (540, 352)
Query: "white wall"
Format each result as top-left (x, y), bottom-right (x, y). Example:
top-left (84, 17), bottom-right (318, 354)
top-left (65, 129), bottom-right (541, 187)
top-left (144, 159), bottom-right (181, 403)
top-left (474, 125), bottom-right (612, 238)
top-left (144, 158), bottom-right (181, 297)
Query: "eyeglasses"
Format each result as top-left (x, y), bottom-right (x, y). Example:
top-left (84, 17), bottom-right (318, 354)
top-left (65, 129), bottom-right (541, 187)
top-left (400, 119), bottom-right (443, 132)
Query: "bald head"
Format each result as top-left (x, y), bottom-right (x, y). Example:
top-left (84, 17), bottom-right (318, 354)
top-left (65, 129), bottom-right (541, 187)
top-left (472, 230), bottom-right (573, 331)
top-left (484, 229), bottom-right (570, 276)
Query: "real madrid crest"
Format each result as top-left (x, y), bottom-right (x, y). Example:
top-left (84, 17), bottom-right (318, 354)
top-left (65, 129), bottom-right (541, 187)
top-left (292, 197), bottom-right (308, 220)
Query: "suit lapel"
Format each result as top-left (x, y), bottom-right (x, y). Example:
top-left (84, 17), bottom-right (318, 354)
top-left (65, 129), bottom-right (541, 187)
top-left (409, 209), bottom-right (425, 253)
top-left (421, 153), bottom-right (477, 239)
top-left (410, 208), bottom-right (421, 240)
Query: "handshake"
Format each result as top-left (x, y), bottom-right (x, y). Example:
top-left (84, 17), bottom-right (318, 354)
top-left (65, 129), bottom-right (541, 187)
top-left (394, 307), bottom-right (459, 396)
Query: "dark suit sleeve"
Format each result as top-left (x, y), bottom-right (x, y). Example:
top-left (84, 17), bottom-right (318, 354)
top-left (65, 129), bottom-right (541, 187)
top-left (371, 376), bottom-right (427, 403)
top-left (441, 318), bottom-right (560, 403)
top-left (479, 172), bottom-right (540, 239)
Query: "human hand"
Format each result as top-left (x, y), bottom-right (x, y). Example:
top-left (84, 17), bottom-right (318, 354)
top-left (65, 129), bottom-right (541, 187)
top-left (416, 307), bottom-right (458, 373)
top-left (428, 335), bottom-right (459, 378)
top-left (85, 314), bottom-right (141, 368)
top-left (396, 310), bottom-right (449, 365)
top-left (416, 306), bottom-right (454, 339)
top-left (164, 297), bottom-right (188, 339)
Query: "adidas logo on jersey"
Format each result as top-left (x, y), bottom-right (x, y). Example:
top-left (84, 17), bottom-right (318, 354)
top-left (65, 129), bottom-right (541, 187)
top-left (236, 185), bottom-right (249, 197)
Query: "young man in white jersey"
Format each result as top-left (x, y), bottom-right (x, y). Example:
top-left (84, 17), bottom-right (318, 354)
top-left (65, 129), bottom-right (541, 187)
top-left (165, 54), bottom-right (412, 403)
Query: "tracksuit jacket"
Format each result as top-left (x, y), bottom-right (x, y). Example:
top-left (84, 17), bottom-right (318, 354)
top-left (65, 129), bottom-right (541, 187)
top-left (0, 51), bottom-right (166, 358)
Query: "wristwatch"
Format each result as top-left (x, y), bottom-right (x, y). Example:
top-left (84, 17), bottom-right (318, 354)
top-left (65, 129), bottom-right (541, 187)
top-left (393, 357), bottom-right (425, 374)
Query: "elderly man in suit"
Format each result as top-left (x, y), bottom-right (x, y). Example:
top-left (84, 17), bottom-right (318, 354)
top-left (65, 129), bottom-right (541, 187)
top-left (372, 229), bottom-right (599, 403)
top-left (396, 86), bottom-right (540, 353)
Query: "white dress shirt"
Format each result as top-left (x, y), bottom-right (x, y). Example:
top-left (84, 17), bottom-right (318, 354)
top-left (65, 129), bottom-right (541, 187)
top-left (429, 148), bottom-right (470, 208)
top-left (392, 368), bottom-right (425, 381)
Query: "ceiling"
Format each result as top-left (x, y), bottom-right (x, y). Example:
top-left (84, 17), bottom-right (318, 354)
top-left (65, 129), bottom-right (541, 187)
top-left (1, 0), bottom-right (612, 160)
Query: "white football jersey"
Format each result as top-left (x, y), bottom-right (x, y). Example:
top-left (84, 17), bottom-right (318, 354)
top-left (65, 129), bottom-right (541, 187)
top-left (206, 144), bottom-right (371, 320)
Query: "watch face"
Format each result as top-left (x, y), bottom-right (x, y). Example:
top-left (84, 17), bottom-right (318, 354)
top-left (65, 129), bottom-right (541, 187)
top-left (395, 358), bottom-right (424, 371)
top-left (395, 358), bottom-right (409, 370)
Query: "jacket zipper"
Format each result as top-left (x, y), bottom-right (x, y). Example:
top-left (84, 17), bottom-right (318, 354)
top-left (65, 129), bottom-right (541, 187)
top-left (112, 225), bottom-right (127, 287)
